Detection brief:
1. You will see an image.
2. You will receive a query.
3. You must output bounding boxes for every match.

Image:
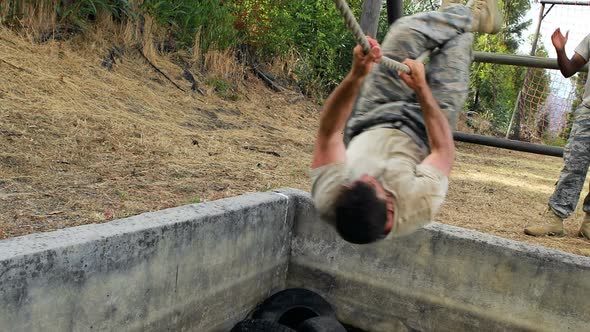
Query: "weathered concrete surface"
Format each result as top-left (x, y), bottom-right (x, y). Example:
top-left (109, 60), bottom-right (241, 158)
top-left (0, 191), bottom-right (295, 332)
top-left (2, 188), bottom-right (589, 332)
top-left (286, 190), bottom-right (590, 332)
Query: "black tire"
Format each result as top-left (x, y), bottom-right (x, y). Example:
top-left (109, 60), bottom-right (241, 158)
top-left (230, 319), bottom-right (296, 332)
top-left (251, 288), bottom-right (336, 328)
top-left (297, 316), bottom-right (347, 332)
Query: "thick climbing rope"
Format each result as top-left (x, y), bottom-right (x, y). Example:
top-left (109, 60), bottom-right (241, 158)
top-left (332, 0), bottom-right (431, 74)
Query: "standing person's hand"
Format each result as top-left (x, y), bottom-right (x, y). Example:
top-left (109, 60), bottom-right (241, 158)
top-left (552, 28), bottom-right (569, 51)
top-left (398, 59), bottom-right (427, 92)
top-left (350, 36), bottom-right (382, 79)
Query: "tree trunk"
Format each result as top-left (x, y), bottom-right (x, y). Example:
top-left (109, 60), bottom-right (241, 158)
top-left (471, 88), bottom-right (480, 113)
top-left (512, 100), bottom-right (522, 140)
top-left (360, 0), bottom-right (382, 38)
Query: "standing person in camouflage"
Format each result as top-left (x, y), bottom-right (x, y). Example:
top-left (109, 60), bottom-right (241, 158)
top-left (310, 0), bottom-right (502, 244)
top-left (525, 29), bottom-right (590, 240)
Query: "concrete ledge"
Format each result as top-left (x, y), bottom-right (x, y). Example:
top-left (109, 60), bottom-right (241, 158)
top-left (287, 192), bottom-right (590, 332)
top-left (0, 191), bottom-right (295, 332)
top-left (2, 188), bottom-right (589, 332)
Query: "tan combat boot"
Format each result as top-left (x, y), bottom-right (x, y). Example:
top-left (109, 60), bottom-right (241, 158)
top-left (469, 0), bottom-right (502, 34)
top-left (579, 213), bottom-right (590, 239)
top-left (524, 213), bottom-right (565, 237)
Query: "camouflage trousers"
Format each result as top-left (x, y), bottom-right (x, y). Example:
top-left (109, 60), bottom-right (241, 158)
top-left (549, 105), bottom-right (590, 218)
top-left (345, 5), bottom-right (473, 145)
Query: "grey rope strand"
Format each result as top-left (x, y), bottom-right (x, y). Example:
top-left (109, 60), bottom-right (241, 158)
top-left (332, 0), bottom-right (431, 74)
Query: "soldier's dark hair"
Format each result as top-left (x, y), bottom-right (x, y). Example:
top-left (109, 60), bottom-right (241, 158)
top-left (333, 182), bottom-right (388, 244)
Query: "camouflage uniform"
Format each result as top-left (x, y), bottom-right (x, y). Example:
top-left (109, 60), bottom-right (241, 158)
top-left (546, 32), bottom-right (590, 220)
top-left (344, 5), bottom-right (474, 150)
top-left (548, 105), bottom-right (590, 218)
top-left (312, 5), bottom-right (475, 237)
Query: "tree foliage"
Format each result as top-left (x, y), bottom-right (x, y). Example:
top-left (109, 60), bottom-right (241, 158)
top-left (143, 0), bottom-right (363, 95)
top-left (468, 0), bottom-right (534, 137)
top-left (1, 0), bottom-right (541, 112)
top-left (236, 0), bottom-right (362, 94)
top-left (501, 0), bottom-right (532, 52)
top-left (141, 0), bottom-right (236, 51)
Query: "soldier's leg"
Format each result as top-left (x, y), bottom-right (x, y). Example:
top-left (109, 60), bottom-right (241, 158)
top-left (351, 5), bottom-right (473, 118)
top-left (549, 106), bottom-right (590, 218)
top-left (426, 29), bottom-right (473, 130)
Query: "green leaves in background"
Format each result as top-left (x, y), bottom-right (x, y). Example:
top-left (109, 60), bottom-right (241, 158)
top-left (1, 0), bottom-right (542, 114)
top-left (140, 0), bottom-right (236, 52)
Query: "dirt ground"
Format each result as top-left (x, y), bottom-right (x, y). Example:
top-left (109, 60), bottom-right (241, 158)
top-left (440, 142), bottom-right (590, 256)
top-left (1, 27), bottom-right (589, 257)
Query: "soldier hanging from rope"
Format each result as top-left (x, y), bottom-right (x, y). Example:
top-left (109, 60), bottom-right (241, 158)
top-left (310, 0), bottom-right (502, 244)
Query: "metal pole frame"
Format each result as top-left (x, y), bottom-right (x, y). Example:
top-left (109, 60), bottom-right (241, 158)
top-left (454, 132), bottom-right (564, 157)
top-left (540, 0), bottom-right (590, 6)
top-left (472, 52), bottom-right (589, 71)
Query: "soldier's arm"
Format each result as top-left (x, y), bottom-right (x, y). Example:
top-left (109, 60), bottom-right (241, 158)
top-left (556, 50), bottom-right (587, 78)
top-left (552, 28), bottom-right (587, 78)
top-left (311, 38), bottom-right (382, 169)
top-left (399, 59), bottom-right (455, 176)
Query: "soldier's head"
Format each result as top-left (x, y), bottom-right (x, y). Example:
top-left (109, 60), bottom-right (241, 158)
top-left (333, 174), bottom-right (394, 244)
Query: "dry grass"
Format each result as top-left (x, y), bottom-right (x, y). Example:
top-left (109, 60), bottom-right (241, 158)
top-left (0, 26), bottom-right (316, 237)
top-left (0, 1), bottom-right (59, 31)
top-left (439, 142), bottom-right (590, 256)
top-left (0, 27), bottom-right (589, 257)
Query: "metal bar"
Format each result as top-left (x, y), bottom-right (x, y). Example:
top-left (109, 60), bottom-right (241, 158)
top-left (386, 0), bottom-right (403, 25)
top-left (540, 0), bottom-right (590, 6)
top-left (453, 132), bottom-right (564, 157)
top-left (530, 3), bottom-right (545, 56)
top-left (473, 51), bottom-right (589, 72)
top-left (542, 4), bottom-right (555, 19)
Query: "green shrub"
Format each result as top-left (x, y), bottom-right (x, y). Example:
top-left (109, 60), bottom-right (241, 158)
top-left (140, 0), bottom-right (237, 52)
top-left (58, 0), bottom-right (133, 23)
top-left (542, 133), bottom-right (568, 147)
top-left (1, 0), bottom-right (383, 98)
top-left (235, 0), bottom-right (362, 96)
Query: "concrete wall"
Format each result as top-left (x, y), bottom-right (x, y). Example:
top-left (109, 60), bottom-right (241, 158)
top-left (0, 191), bottom-right (295, 332)
top-left (2, 188), bottom-right (589, 332)
top-left (287, 191), bottom-right (590, 332)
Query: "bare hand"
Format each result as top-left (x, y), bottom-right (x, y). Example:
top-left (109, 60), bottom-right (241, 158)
top-left (351, 36), bottom-right (383, 79)
top-left (398, 59), bottom-right (427, 92)
top-left (552, 28), bottom-right (568, 51)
